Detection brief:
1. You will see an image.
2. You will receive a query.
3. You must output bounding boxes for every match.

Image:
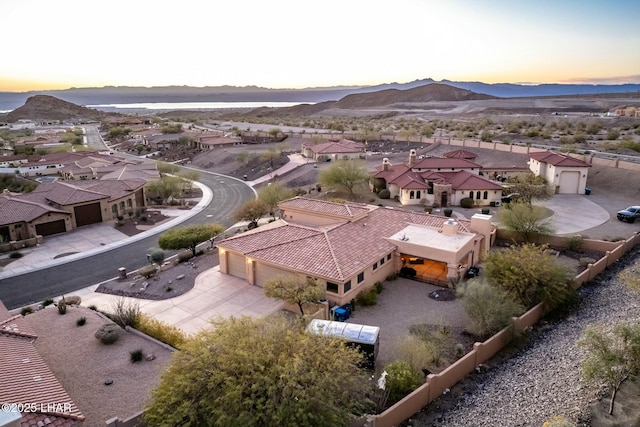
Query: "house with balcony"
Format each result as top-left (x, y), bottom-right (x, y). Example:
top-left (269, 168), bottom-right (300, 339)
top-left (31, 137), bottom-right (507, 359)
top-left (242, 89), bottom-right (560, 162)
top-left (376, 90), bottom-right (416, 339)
top-left (217, 197), bottom-right (495, 307)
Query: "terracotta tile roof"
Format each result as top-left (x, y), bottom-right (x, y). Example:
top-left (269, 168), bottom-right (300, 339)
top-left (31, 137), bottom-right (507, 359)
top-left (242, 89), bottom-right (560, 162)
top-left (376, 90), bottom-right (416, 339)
top-left (444, 149), bottom-right (478, 159)
top-left (220, 206), bottom-right (473, 281)
top-left (529, 151), bottom-right (590, 167)
top-left (198, 135), bottom-right (241, 145)
top-left (392, 172), bottom-right (429, 189)
top-left (0, 196), bottom-right (69, 226)
top-left (0, 314), bottom-right (38, 339)
top-left (412, 157), bottom-right (482, 170)
top-left (437, 171), bottom-right (504, 190)
top-left (305, 139), bottom-right (365, 154)
top-left (278, 197), bottom-right (371, 219)
top-left (372, 163), bottom-right (411, 182)
top-left (30, 182), bottom-right (108, 205)
top-left (68, 179), bottom-right (146, 201)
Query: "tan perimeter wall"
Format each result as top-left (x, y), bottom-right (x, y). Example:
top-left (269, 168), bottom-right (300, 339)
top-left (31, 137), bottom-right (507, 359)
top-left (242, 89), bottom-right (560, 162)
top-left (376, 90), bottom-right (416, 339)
top-left (366, 232), bottom-right (640, 427)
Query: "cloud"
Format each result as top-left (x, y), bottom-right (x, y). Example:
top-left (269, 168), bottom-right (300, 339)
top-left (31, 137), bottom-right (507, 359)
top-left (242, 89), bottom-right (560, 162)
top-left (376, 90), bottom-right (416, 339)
top-left (560, 75), bottom-right (640, 85)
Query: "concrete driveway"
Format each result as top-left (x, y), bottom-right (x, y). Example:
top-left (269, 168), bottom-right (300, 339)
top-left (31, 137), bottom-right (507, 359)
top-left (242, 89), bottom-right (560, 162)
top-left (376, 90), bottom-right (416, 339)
top-left (79, 266), bottom-right (284, 336)
top-left (535, 194), bottom-right (610, 236)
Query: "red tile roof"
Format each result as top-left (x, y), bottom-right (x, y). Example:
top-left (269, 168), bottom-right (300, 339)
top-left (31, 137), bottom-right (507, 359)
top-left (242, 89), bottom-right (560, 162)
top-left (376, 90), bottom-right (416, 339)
top-left (219, 205), bottom-right (473, 281)
top-left (278, 197), bottom-right (371, 219)
top-left (444, 149), bottom-right (478, 159)
top-left (0, 196), bottom-right (69, 226)
top-left (412, 157), bottom-right (482, 170)
top-left (529, 151), bottom-right (590, 167)
top-left (304, 139), bottom-right (365, 154)
top-left (437, 171), bottom-right (504, 190)
top-left (30, 182), bottom-right (108, 205)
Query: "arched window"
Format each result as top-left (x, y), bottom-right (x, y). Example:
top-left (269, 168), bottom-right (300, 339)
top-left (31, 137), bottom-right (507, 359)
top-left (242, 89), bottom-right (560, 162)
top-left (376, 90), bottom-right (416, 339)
top-left (469, 191), bottom-right (473, 199)
top-left (483, 191), bottom-right (488, 199)
top-left (416, 190), bottom-right (421, 199)
top-left (476, 191), bottom-right (481, 199)
top-left (410, 190), bottom-right (415, 199)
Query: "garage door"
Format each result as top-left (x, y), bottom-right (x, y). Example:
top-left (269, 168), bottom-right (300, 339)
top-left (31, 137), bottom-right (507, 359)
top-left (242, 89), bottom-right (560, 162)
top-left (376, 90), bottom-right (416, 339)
top-left (255, 262), bottom-right (289, 287)
top-left (559, 171), bottom-right (580, 194)
top-left (36, 219), bottom-right (66, 236)
top-left (227, 252), bottom-right (246, 279)
top-left (74, 203), bottom-right (102, 227)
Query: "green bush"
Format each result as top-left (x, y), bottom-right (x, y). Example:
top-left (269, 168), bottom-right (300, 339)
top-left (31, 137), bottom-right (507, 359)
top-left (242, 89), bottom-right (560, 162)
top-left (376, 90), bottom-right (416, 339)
top-left (95, 323), bottom-right (123, 344)
top-left (88, 305), bottom-right (97, 311)
top-left (151, 250), bottom-right (166, 264)
top-left (356, 287), bottom-right (378, 306)
top-left (76, 317), bottom-right (87, 326)
top-left (443, 208), bottom-right (453, 217)
top-left (460, 197), bottom-right (474, 208)
top-left (564, 235), bottom-right (583, 252)
top-left (481, 207), bottom-right (490, 215)
top-left (386, 273), bottom-right (398, 281)
top-left (378, 189), bottom-right (391, 199)
top-left (136, 313), bottom-right (187, 349)
top-left (130, 349), bottom-right (144, 363)
top-left (42, 298), bottom-right (54, 307)
top-left (383, 360), bottom-right (423, 404)
top-left (9, 252), bottom-right (22, 259)
top-left (21, 307), bottom-right (33, 316)
top-left (57, 301), bottom-right (67, 315)
top-left (374, 281), bottom-right (384, 294)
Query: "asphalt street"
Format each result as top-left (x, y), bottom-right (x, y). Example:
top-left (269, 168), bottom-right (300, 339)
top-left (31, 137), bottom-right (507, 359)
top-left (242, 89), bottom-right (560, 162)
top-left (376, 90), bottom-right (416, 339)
top-left (0, 169), bottom-right (255, 310)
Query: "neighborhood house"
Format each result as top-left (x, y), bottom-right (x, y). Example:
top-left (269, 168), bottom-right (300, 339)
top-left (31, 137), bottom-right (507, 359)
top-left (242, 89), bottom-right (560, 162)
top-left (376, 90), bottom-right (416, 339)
top-left (217, 197), bottom-right (495, 306)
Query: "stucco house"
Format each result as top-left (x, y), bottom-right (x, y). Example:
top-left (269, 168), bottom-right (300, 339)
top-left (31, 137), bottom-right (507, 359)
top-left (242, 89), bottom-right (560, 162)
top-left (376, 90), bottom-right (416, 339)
top-left (217, 197), bottom-right (495, 306)
top-left (528, 151), bottom-right (590, 194)
top-left (301, 139), bottom-right (365, 161)
top-left (371, 150), bottom-right (503, 207)
top-left (0, 179), bottom-right (146, 241)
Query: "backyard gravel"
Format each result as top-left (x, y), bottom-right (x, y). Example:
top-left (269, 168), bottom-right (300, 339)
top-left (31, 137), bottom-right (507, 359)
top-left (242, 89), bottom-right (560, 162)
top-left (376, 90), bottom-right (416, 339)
top-left (412, 245), bottom-right (640, 427)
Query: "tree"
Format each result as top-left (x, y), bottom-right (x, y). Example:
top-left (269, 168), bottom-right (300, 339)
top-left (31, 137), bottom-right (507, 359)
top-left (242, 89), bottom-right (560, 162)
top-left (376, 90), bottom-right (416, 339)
top-left (157, 161), bottom-right (179, 176)
top-left (484, 243), bottom-right (575, 310)
top-left (158, 223), bottom-right (225, 256)
top-left (144, 315), bottom-right (372, 427)
top-left (261, 149), bottom-right (280, 170)
top-left (146, 176), bottom-right (182, 204)
top-left (503, 174), bottom-right (551, 203)
top-left (258, 182), bottom-right (295, 218)
top-left (497, 200), bottom-right (553, 243)
top-left (318, 160), bottom-right (370, 198)
top-left (578, 322), bottom-right (640, 415)
top-left (177, 169), bottom-right (200, 192)
top-left (264, 275), bottom-right (324, 316)
top-left (457, 279), bottom-right (525, 339)
top-left (234, 199), bottom-right (269, 229)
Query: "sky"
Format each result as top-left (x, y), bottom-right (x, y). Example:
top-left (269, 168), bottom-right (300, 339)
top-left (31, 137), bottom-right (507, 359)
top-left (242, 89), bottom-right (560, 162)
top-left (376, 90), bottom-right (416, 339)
top-left (2, 0), bottom-right (639, 92)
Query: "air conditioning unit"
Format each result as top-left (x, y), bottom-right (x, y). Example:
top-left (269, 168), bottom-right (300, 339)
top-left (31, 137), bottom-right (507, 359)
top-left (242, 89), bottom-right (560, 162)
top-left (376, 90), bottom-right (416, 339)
top-left (493, 201), bottom-right (501, 207)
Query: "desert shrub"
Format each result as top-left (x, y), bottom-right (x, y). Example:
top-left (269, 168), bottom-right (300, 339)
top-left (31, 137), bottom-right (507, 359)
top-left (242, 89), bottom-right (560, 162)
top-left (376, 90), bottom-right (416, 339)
top-left (21, 307), bottom-right (33, 316)
top-left (543, 415), bottom-right (576, 427)
top-left (564, 235), bottom-right (583, 252)
top-left (386, 273), bottom-right (397, 281)
top-left (9, 252), bottom-right (22, 259)
top-left (110, 297), bottom-right (140, 328)
top-left (392, 334), bottom-right (436, 376)
top-left (64, 295), bottom-right (81, 306)
top-left (177, 250), bottom-right (193, 263)
top-left (481, 207), bottom-right (490, 215)
top-left (42, 298), bottom-right (54, 307)
top-left (57, 301), bottom-right (67, 315)
top-left (139, 264), bottom-right (158, 279)
top-left (399, 267), bottom-right (417, 278)
top-left (76, 316), bottom-right (87, 326)
top-left (457, 279), bottom-right (525, 339)
top-left (443, 208), bottom-right (452, 217)
top-left (140, 215), bottom-right (148, 222)
top-left (374, 281), bottom-right (384, 294)
top-left (424, 207), bottom-right (433, 214)
top-left (356, 287), bottom-right (378, 306)
top-left (130, 349), bottom-right (144, 363)
top-left (151, 250), bottom-right (166, 265)
top-left (88, 305), bottom-right (97, 311)
top-left (135, 313), bottom-right (187, 349)
top-left (95, 323), bottom-right (123, 344)
top-left (460, 197), bottom-right (474, 208)
top-left (378, 189), bottom-right (391, 199)
top-left (454, 343), bottom-right (466, 358)
top-left (383, 360), bottom-right (423, 404)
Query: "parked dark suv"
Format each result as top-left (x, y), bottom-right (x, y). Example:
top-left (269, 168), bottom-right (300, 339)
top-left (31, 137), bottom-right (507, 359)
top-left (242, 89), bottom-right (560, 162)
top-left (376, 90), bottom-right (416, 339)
top-left (617, 206), bottom-right (640, 223)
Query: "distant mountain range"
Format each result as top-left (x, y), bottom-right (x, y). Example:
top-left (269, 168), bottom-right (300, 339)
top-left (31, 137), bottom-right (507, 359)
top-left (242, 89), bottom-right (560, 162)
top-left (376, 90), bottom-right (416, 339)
top-left (1, 78), bottom-right (640, 111)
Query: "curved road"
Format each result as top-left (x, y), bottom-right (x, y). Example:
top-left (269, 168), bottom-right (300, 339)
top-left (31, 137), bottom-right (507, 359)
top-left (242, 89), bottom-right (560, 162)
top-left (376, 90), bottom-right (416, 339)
top-left (0, 134), bottom-right (255, 309)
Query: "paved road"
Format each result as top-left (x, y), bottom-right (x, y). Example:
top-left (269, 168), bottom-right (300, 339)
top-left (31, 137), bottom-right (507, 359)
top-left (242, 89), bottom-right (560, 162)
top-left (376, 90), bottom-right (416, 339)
top-left (0, 170), bottom-right (255, 310)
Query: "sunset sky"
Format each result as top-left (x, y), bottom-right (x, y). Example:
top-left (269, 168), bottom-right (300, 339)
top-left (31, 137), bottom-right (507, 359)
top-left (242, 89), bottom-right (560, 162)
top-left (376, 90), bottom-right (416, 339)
top-left (2, 0), bottom-right (639, 92)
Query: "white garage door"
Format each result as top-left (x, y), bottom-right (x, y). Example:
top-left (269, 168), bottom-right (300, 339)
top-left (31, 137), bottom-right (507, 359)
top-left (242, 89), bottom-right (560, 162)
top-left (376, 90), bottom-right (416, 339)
top-left (228, 252), bottom-right (246, 279)
top-left (559, 171), bottom-right (580, 194)
top-left (255, 262), bottom-right (290, 287)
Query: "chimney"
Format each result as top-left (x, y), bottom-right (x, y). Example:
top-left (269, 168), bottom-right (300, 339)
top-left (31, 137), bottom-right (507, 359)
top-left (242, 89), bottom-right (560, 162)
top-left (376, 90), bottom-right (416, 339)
top-left (409, 149), bottom-right (417, 166)
top-left (442, 218), bottom-right (459, 235)
top-left (470, 213), bottom-right (494, 253)
top-left (382, 158), bottom-right (390, 171)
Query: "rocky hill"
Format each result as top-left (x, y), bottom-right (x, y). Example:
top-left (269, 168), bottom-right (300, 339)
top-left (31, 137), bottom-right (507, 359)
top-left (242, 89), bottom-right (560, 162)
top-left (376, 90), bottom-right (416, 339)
top-left (5, 95), bottom-right (111, 122)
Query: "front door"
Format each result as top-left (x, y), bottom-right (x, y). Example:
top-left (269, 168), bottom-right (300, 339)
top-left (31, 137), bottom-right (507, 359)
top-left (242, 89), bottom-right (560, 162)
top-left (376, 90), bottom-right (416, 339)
top-left (440, 192), bottom-right (448, 207)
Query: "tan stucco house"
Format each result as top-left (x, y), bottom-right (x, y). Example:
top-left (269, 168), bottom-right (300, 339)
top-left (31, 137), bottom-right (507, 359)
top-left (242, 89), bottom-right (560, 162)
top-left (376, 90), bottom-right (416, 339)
top-left (528, 151), bottom-right (590, 194)
top-left (301, 139), bottom-right (365, 161)
top-left (217, 197), bottom-right (496, 306)
top-left (371, 150), bottom-right (503, 207)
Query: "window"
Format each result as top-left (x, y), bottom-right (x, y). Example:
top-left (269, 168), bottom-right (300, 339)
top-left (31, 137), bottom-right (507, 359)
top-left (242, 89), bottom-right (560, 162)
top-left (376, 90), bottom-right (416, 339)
top-left (387, 254), bottom-right (391, 261)
top-left (416, 190), bottom-right (421, 199)
top-left (127, 199), bottom-right (133, 207)
top-left (483, 191), bottom-right (488, 199)
top-left (343, 281), bottom-right (352, 292)
top-left (409, 190), bottom-right (415, 199)
top-left (373, 262), bottom-right (378, 270)
top-left (469, 191), bottom-right (473, 199)
top-left (476, 191), bottom-right (481, 199)
top-left (357, 272), bottom-right (365, 283)
top-left (326, 282), bottom-right (339, 293)
top-left (380, 257), bottom-right (385, 265)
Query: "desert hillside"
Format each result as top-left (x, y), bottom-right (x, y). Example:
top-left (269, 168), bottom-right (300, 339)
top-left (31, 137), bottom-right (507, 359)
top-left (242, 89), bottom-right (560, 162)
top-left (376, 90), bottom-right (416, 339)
top-left (6, 95), bottom-right (112, 121)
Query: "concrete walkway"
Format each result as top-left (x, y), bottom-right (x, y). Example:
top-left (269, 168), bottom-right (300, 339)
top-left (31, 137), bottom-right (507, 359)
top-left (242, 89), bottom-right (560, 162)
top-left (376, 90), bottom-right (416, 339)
top-left (247, 153), bottom-right (313, 186)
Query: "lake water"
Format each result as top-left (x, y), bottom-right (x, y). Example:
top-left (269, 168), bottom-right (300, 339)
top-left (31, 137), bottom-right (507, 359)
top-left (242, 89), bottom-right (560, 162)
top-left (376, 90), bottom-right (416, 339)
top-left (86, 101), bottom-right (308, 111)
